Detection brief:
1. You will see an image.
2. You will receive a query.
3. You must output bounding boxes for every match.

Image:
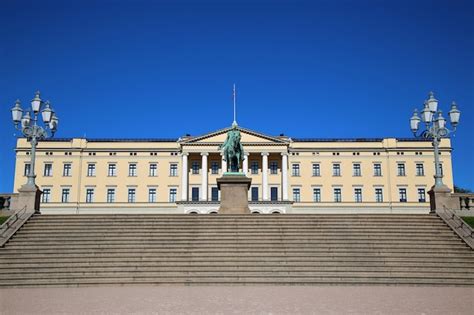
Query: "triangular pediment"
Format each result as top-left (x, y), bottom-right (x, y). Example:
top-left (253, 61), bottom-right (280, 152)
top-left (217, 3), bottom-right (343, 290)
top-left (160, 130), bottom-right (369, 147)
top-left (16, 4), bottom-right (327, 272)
top-left (181, 126), bottom-right (289, 145)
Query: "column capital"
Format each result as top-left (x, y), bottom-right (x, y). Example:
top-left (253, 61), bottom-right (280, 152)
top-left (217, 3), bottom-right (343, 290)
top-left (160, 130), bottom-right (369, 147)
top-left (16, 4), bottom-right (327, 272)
top-left (261, 152), bottom-right (269, 156)
top-left (200, 152), bottom-right (209, 156)
top-left (281, 152), bottom-right (289, 156)
top-left (244, 152), bottom-right (250, 157)
top-left (181, 152), bottom-right (189, 156)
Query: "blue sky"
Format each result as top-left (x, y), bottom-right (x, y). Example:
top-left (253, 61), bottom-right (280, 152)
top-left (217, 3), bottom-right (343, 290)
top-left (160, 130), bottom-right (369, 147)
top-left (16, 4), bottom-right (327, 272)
top-left (1, 0), bottom-right (473, 192)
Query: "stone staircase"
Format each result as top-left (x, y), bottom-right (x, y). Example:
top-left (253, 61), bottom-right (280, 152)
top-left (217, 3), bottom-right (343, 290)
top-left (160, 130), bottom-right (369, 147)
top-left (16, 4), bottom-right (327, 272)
top-left (0, 214), bottom-right (473, 287)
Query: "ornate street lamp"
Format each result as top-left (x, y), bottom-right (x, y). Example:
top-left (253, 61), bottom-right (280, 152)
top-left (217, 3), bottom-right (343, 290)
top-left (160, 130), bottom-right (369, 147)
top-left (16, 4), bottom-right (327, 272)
top-left (11, 91), bottom-right (59, 188)
top-left (410, 92), bottom-right (460, 189)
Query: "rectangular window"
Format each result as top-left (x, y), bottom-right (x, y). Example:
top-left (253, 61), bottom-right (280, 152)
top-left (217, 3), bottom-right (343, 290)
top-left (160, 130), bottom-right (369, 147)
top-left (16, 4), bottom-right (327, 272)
top-left (399, 188), bottom-right (407, 202)
top-left (44, 163), bottom-right (53, 177)
top-left (170, 164), bottom-right (178, 176)
top-left (251, 161), bottom-right (259, 174)
top-left (373, 163), bottom-right (382, 176)
top-left (148, 188), bottom-right (157, 203)
top-left (312, 164), bottom-right (320, 176)
top-left (149, 163), bottom-right (158, 177)
top-left (251, 187), bottom-right (259, 201)
top-left (63, 163), bottom-right (72, 176)
top-left (211, 187), bottom-right (219, 201)
top-left (334, 188), bottom-right (342, 202)
top-left (108, 164), bottom-right (117, 177)
top-left (211, 162), bottom-right (219, 174)
top-left (87, 164), bottom-right (95, 177)
top-left (270, 187), bottom-right (278, 201)
top-left (169, 188), bottom-right (177, 202)
top-left (416, 163), bottom-right (424, 176)
top-left (353, 164), bottom-right (361, 176)
top-left (292, 164), bottom-right (300, 176)
top-left (375, 188), bottom-right (383, 203)
top-left (129, 164), bottom-right (137, 176)
top-left (107, 189), bottom-right (115, 203)
top-left (418, 188), bottom-right (426, 202)
top-left (313, 188), bottom-right (321, 202)
top-left (61, 188), bottom-right (70, 203)
top-left (397, 163), bottom-right (406, 176)
top-left (24, 163), bottom-right (31, 176)
top-left (191, 187), bottom-right (200, 201)
top-left (354, 188), bottom-right (363, 202)
top-left (41, 188), bottom-right (51, 203)
top-left (128, 188), bottom-right (136, 203)
top-left (192, 161), bottom-right (200, 174)
top-left (270, 161), bottom-right (278, 175)
top-left (333, 164), bottom-right (341, 176)
top-left (293, 188), bottom-right (301, 202)
top-left (86, 188), bottom-right (94, 203)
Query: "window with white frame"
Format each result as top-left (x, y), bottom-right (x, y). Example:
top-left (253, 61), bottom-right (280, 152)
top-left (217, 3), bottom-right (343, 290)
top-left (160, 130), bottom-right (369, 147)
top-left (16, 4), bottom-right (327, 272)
top-left (169, 188), bottom-right (177, 202)
top-left (44, 163), bottom-right (53, 177)
top-left (169, 164), bottom-right (178, 176)
top-left (108, 164), bottom-right (117, 176)
top-left (416, 163), bottom-right (424, 176)
top-left (251, 187), bottom-right (259, 201)
top-left (61, 188), bottom-right (70, 203)
top-left (251, 161), bottom-right (259, 174)
top-left (399, 188), bottom-right (407, 202)
top-left (128, 188), bottom-right (136, 203)
top-left (354, 188), bottom-right (363, 202)
top-left (292, 188), bottom-right (301, 202)
top-left (129, 164), bottom-right (137, 176)
top-left (106, 188), bottom-right (115, 203)
top-left (211, 187), bottom-right (219, 201)
top-left (353, 164), bottom-right (361, 176)
top-left (87, 164), bottom-right (96, 177)
top-left (24, 163), bottom-right (31, 176)
top-left (332, 164), bottom-right (341, 176)
top-left (312, 163), bottom-right (320, 176)
top-left (211, 162), bottom-right (219, 174)
top-left (63, 163), bottom-right (72, 176)
top-left (148, 188), bottom-right (157, 202)
top-left (192, 161), bottom-right (200, 174)
top-left (86, 188), bottom-right (94, 203)
top-left (375, 188), bottom-right (383, 203)
top-left (270, 161), bottom-right (278, 174)
top-left (149, 163), bottom-right (157, 177)
top-left (292, 164), bottom-right (300, 176)
top-left (418, 188), bottom-right (426, 202)
top-left (333, 188), bottom-right (342, 202)
top-left (373, 163), bottom-right (382, 176)
top-left (41, 188), bottom-right (51, 203)
top-left (397, 163), bottom-right (406, 176)
top-left (313, 188), bottom-right (321, 202)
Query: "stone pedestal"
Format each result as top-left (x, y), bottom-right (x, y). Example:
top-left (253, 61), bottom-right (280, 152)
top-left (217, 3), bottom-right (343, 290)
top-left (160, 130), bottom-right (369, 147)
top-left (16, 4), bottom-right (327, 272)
top-left (11, 184), bottom-right (42, 214)
top-left (428, 184), bottom-right (454, 213)
top-left (217, 173), bottom-right (252, 214)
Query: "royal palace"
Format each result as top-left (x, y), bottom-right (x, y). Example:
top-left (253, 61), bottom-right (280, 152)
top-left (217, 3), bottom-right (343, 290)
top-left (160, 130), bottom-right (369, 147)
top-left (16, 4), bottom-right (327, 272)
top-left (12, 125), bottom-right (453, 214)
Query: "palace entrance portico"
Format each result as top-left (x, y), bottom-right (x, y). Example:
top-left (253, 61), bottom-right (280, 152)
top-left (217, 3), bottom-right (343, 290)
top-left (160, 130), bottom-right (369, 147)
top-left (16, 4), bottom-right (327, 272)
top-left (177, 126), bottom-right (293, 214)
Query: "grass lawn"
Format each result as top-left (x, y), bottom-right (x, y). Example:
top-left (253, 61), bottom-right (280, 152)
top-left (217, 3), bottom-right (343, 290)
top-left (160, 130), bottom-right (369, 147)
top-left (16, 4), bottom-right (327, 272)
top-left (0, 216), bottom-right (10, 225)
top-left (461, 217), bottom-right (474, 229)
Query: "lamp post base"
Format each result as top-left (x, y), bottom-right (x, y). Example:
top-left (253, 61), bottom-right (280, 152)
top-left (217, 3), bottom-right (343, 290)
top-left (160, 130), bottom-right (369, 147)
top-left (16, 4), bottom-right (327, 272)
top-left (12, 184), bottom-right (42, 214)
top-left (428, 184), bottom-right (453, 213)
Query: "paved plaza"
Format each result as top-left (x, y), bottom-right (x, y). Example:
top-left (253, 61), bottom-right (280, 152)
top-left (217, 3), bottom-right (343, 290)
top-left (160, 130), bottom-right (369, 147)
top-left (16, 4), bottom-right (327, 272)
top-left (1, 285), bottom-right (472, 314)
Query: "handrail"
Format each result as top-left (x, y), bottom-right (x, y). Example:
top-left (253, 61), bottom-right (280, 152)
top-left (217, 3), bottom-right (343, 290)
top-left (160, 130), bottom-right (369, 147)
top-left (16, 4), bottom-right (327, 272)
top-left (437, 206), bottom-right (474, 249)
top-left (0, 206), bottom-right (34, 247)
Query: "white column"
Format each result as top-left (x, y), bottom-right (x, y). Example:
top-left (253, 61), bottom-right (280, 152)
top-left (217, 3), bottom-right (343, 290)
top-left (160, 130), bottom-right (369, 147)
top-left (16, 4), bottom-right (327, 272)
top-left (201, 153), bottom-right (208, 201)
top-left (221, 153), bottom-right (227, 174)
top-left (262, 152), bottom-right (269, 201)
top-left (281, 152), bottom-right (289, 200)
top-left (243, 153), bottom-right (249, 175)
top-left (181, 153), bottom-right (189, 201)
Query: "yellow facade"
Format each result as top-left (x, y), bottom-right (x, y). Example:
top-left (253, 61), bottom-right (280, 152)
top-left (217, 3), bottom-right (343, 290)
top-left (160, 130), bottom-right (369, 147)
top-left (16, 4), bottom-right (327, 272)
top-left (12, 126), bottom-right (453, 214)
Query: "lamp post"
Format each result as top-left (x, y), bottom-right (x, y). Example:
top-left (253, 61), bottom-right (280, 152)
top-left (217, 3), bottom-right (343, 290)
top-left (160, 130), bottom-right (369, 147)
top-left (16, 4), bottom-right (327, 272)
top-left (11, 91), bottom-right (59, 189)
top-left (410, 92), bottom-right (460, 190)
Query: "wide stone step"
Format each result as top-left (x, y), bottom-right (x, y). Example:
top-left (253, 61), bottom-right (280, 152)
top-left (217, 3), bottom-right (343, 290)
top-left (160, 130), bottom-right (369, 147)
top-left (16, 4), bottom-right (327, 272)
top-left (4, 243), bottom-right (468, 251)
top-left (2, 277), bottom-right (472, 288)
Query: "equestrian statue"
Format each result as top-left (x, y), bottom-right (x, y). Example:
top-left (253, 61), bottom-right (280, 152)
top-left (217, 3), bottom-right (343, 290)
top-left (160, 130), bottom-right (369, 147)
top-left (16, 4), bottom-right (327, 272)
top-left (219, 125), bottom-right (244, 173)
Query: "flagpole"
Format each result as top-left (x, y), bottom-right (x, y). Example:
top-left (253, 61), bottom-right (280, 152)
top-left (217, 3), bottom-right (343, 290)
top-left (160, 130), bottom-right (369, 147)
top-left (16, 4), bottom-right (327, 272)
top-left (232, 83), bottom-right (237, 127)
